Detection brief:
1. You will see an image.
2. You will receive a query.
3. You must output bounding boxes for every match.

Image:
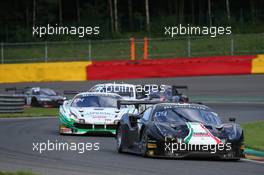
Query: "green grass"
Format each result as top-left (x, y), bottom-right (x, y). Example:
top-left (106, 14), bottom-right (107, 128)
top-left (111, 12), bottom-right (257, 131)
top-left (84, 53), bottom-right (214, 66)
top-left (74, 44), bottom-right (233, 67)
top-left (0, 107), bottom-right (58, 118)
top-left (242, 121), bottom-right (264, 151)
top-left (3, 33), bottom-right (264, 63)
top-left (0, 171), bottom-right (38, 175)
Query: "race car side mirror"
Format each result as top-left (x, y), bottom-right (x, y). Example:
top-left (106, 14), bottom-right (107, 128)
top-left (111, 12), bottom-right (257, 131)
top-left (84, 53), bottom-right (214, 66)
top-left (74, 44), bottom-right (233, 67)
top-left (229, 117), bottom-right (236, 122)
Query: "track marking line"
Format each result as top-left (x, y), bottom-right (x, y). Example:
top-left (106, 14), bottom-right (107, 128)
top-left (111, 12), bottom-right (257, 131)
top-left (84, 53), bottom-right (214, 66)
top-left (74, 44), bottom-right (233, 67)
top-left (242, 158), bottom-right (264, 165)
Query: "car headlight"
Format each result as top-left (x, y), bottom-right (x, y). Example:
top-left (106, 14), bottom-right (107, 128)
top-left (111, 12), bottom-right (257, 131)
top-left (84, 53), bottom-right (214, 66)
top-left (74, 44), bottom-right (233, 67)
top-left (113, 120), bottom-right (119, 124)
top-left (79, 119), bottom-right (85, 124)
top-left (70, 112), bottom-right (78, 119)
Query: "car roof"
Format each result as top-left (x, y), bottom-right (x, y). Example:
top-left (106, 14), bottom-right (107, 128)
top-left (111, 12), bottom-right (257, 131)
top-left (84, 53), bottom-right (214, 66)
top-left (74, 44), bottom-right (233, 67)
top-left (76, 92), bottom-right (122, 98)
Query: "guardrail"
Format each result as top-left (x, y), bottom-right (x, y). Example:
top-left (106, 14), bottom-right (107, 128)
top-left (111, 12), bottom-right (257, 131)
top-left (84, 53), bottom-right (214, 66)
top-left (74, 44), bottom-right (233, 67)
top-left (1, 33), bottom-right (264, 63)
top-left (0, 94), bottom-right (25, 113)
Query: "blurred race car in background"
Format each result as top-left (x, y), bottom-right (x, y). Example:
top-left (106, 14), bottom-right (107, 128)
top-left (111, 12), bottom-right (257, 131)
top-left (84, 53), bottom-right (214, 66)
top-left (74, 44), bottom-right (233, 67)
top-left (116, 100), bottom-right (244, 160)
top-left (6, 87), bottom-right (66, 107)
top-left (59, 92), bottom-right (137, 135)
top-left (145, 85), bottom-right (189, 102)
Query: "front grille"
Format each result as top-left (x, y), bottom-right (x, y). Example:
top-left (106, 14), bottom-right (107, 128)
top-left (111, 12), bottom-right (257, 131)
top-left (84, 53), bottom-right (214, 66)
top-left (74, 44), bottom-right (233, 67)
top-left (74, 123), bottom-right (116, 130)
top-left (94, 125), bottom-right (105, 129)
top-left (107, 124), bottom-right (116, 130)
top-left (74, 123), bottom-right (93, 129)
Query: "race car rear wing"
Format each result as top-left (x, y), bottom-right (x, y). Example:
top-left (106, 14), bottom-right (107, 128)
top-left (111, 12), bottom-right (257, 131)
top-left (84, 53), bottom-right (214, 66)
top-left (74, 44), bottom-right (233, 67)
top-left (171, 85), bottom-right (188, 95)
top-left (171, 85), bottom-right (188, 89)
top-left (117, 100), bottom-right (204, 110)
top-left (117, 100), bottom-right (160, 110)
top-left (140, 84), bottom-right (188, 89)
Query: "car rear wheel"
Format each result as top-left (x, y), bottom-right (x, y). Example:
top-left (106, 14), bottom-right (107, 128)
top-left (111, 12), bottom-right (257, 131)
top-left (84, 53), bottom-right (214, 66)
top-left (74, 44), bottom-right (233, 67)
top-left (116, 125), bottom-right (124, 153)
top-left (59, 124), bottom-right (65, 135)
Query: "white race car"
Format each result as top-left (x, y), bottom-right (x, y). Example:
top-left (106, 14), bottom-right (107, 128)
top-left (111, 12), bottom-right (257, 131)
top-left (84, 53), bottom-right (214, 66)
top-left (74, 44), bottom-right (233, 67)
top-left (59, 92), bottom-right (136, 135)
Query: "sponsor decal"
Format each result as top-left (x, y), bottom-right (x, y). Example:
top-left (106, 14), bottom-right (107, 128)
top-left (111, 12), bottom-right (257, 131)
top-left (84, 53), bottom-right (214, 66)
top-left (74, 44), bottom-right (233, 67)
top-left (164, 122), bottom-right (232, 154)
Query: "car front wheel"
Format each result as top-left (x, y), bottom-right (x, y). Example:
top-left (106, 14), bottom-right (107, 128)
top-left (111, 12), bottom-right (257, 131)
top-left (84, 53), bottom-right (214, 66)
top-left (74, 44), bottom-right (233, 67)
top-left (116, 125), bottom-right (124, 153)
top-left (141, 129), bottom-right (149, 157)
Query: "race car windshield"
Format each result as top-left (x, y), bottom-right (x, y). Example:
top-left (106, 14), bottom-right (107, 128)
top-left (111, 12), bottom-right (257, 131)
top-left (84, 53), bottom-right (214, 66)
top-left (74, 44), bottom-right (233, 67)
top-left (154, 108), bottom-right (221, 125)
top-left (71, 95), bottom-right (120, 108)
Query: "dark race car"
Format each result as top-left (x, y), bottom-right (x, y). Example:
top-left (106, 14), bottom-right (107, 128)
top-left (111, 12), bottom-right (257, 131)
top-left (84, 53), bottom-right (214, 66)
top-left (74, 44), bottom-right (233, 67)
top-left (6, 87), bottom-right (66, 107)
top-left (116, 100), bottom-right (244, 160)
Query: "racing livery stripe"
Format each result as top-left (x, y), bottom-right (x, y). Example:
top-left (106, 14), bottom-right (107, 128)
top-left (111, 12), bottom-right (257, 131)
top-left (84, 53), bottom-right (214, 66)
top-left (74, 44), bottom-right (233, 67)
top-left (184, 122), bottom-right (193, 144)
top-left (200, 123), bottom-right (222, 144)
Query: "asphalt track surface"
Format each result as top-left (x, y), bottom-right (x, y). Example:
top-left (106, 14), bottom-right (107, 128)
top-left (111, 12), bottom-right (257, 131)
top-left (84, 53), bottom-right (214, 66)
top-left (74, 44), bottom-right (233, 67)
top-left (0, 75), bottom-right (264, 175)
top-left (1, 75), bottom-right (264, 97)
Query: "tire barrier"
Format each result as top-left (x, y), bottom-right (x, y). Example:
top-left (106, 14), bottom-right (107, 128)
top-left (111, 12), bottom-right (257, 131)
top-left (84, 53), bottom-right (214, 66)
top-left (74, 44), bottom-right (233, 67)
top-left (0, 94), bottom-right (25, 113)
top-left (0, 55), bottom-right (264, 82)
top-left (252, 54), bottom-right (264, 74)
top-left (0, 61), bottom-right (91, 83)
top-left (86, 55), bottom-right (255, 80)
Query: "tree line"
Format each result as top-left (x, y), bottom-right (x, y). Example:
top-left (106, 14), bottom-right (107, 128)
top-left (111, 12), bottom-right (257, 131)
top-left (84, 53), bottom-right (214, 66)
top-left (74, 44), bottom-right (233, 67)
top-left (0, 0), bottom-right (263, 42)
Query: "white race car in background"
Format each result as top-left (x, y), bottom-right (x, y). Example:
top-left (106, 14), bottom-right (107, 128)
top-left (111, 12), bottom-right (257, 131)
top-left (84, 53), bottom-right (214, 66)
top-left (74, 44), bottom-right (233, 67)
top-left (59, 92), bottom-right (136, 135)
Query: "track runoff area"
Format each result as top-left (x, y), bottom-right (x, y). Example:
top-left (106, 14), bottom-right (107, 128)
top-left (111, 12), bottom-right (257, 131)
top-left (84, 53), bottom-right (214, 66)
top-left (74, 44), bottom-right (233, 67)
top-left (0, 75), bottom-right (263, 175)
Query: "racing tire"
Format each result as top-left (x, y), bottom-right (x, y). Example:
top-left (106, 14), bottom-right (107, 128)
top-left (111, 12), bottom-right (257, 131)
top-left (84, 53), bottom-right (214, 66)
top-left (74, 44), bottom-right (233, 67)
top-left (59, 124), bottom-right (68, 136)
top-left (59, 124), bottom-right (64, 135)
top-left (116, 125), bottom-right (124, 153)
top-left (141, 129), bottom-right (149, 157)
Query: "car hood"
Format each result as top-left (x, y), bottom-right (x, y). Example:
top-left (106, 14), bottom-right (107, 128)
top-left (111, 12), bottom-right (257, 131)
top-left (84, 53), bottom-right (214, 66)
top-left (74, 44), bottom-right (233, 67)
top-left (70, 107), bottom-right (125, 124)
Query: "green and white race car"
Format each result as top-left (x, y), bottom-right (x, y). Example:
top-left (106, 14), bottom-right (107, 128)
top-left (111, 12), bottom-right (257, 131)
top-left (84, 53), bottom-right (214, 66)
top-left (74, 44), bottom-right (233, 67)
top-left (59, 92), bottom-right (136, 135)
